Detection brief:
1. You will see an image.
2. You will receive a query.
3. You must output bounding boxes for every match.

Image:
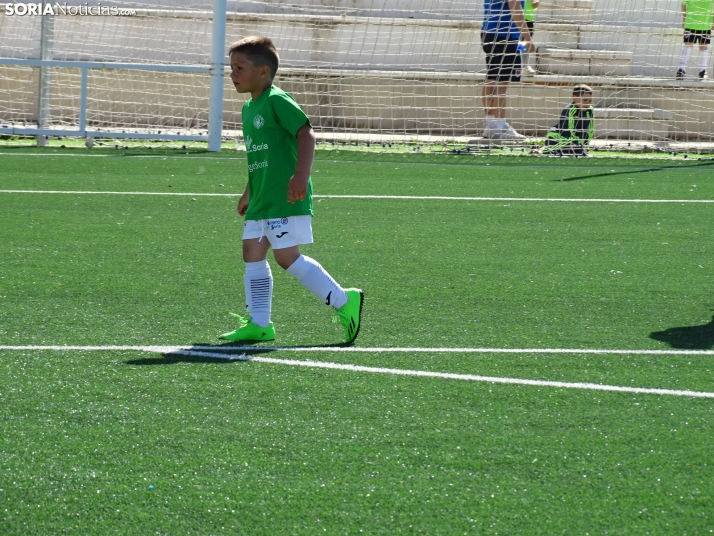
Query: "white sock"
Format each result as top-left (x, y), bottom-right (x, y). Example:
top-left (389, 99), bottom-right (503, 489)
top-left (679, 45), bottom-right (692, 70)
top-left (700, 48), bottom-right (710, 72)
top-left (286, 255), bottom-right (348, 309)
top-left (485, 114), bottom-right (499, 129)
top-left (244, 260), bottom-right (272, 327)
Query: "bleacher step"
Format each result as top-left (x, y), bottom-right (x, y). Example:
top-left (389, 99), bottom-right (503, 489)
top-left (538, 47), bottom-right (633, 76)
top-left (593, 107), bottom-right (674, 141)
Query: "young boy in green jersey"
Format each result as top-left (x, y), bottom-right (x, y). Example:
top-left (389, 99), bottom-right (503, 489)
top-left (220, 36), bottom-right (364, 344)
top-left (677, 0), bottom-right (714, 80)
top-left (542, 84), bottom-right (594, 156)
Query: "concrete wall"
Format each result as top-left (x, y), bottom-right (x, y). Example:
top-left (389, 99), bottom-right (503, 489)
top-left (2, 1), bottom-right (711, 140)
top-left (4, 65), bottom-right (714, 140)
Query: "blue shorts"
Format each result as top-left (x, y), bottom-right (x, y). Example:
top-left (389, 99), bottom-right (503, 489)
top-left (481, 32), bottom-right (522, 82)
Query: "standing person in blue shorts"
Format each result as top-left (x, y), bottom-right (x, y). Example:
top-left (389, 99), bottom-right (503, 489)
top-left (676, 0), bottom-right (714, 80)
top-left (220, 36), bottom-right (364, 345)
top-left (481, 0), bottom-right (535, 140)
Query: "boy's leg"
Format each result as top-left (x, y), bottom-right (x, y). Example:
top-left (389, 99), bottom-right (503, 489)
top-left (678, 33), bottom-right (694, 78)
top-left (276, 247), bottom-right (348, 310)
top-left (242, 236), bottom-right (273, 327)
top-left (699, 43), bottom-right (709, 77)
top-left (219, 227), bottom-right (276, 341)
top-left (278, 249), bottom-right (363, 344)
top-left (244, 259), bottom-right (272, 327)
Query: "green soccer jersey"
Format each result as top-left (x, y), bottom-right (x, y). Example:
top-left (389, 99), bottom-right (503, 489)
top-left (682, 0), bottom-right (714, 30)
top-left (241, 86), bottom-right (313, 220)
top-left (524, 0), bottom-right (537, 21)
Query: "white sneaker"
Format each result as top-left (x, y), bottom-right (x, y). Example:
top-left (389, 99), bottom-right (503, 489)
top-left (499, 125), bottom-right (527, 140)
top-left (525, 65), bottom-right (537, 75)
top-left (482, 126), bottom-right (502, 139)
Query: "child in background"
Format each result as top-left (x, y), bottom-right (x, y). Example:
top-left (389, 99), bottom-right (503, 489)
top-left (523, 0), bottom-right (539, 74)
top-left (220, 36), bottom-right (364, 344)
top-left (542, 84), bottom-right (594, 156)
top-left (676, 0), bottom-right (714, 80)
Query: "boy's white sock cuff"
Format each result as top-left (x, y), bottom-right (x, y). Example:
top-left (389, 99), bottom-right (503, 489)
top-left (700, 49), bottom-right (710, 71)
top-left (245, 259), bottom-right (270, 273)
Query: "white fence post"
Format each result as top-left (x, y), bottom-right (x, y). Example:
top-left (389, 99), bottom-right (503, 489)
top-left (207, 0), bottom-right (227, 152)
top-left (37, 0), bottom-right (54, 147)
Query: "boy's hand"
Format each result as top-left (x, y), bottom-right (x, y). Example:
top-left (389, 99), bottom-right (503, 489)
top-left (237, 192), bottom-right (249, 216)
top-left (531, 0), bottom-right (540, 7)
top-left (287, 174), bottom-right (309, 203)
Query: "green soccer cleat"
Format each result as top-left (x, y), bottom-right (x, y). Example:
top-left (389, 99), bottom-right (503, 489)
top-left (219, 313), bottom-right (275, 341)
top-left (333, 288), bottom-right (364, 345)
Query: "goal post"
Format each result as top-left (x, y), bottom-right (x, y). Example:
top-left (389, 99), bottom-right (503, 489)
top-left (1, 0), bottom-right (714, 151)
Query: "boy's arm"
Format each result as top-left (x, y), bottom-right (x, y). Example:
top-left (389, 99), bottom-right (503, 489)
top-left (287, 122), bottom-right (315, 203)
top-left (238, 182), bottom-right (249, 215)
top-left (681, 4), bottom-right (687, 27)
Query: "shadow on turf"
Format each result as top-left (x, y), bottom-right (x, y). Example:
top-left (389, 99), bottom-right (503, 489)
top-left (649, 316), bottom-right (714, 350)
top-left (125, 341), bottom-right (347, 366)
top-left (557, 160), bottom-right (714, 182)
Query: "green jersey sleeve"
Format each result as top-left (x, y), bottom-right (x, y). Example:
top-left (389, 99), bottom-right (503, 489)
top-left (270, 91), bottom-right (311, 137)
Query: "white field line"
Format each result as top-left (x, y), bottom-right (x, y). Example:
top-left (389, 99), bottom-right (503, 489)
top-left (0, 152), bottom-right (246, 161)
top-left (2, 344), bottom-right (714, 399)
top-left (172, 349), bottom-right (714, 399)
top-left (0, 189), bottom-right (712, 204)
top-left (2, 344), bottom-right (714, 355)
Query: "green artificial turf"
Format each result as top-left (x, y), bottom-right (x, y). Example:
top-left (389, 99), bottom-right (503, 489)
top-left (1, 148), bottom-right (713, 534)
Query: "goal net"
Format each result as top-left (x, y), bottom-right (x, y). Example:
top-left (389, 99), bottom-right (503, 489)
top-left (1, 0), bottom-right (713, 150)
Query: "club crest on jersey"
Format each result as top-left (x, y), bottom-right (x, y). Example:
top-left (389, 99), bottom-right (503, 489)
top-left (253, 115), bottom-right (265, 129)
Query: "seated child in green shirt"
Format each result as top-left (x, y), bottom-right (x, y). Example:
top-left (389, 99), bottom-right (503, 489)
top-left (543, 84), bottom-right (594, 157)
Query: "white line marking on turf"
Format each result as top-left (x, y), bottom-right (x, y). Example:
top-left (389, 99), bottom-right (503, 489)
top-left (166, 349), bottom-right (714, 399)
top-left (2, 345), bottom-right (714, 355)
top-left (1, 345), bottom-right (714, 399)
top-left (1, 190), bottom-right (712, 204)
top-left (0, 152), bottom-right (246, 161)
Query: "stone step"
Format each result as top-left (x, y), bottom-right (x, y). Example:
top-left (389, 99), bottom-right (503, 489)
top-left (593, 107), bottom-right (674, 141)
top-left (537, 0), bottom-right (594, 24)
top-left (537, 47), bottom-right (633, 76)
top-left (595, 107), bottom-right (673, 121)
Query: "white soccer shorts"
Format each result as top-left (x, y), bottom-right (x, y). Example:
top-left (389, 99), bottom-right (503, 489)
top-left (242, 215), bottom-right (314, 249)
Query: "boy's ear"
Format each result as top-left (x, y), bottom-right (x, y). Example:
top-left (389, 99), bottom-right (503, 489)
top-left (259, 64), bottom-right (271, 79)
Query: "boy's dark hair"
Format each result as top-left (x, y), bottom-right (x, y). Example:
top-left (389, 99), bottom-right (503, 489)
top-left (228, 36), bottom-right (279, 78)
top-left (572, 84), bottom-right (593, 97)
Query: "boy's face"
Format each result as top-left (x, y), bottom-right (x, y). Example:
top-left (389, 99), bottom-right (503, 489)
top-left (573, 93), bottom-right (592, 110)
top-left (229, 52), bottom-right (270, 94)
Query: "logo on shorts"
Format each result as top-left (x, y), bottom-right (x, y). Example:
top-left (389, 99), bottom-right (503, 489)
top-left (276, 232), bottom-right (288, 238)
top-left (253, 115), bottom-right (265, 129)
top-left (267, 218), bottom-right (287, 230)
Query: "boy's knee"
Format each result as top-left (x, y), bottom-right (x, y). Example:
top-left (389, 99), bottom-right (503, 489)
top-left (273, 248), bottom-right (300, 270)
